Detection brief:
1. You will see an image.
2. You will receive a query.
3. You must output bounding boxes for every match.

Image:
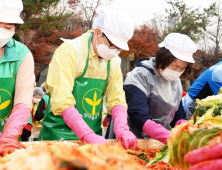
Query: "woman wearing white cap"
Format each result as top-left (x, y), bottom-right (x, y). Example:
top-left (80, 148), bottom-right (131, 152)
top-left (40, 11), bottom-right (137, 149)
top-left (123, 33), bottom-right (197, 144)
top-left (0, 0), bottom-right (35, 155)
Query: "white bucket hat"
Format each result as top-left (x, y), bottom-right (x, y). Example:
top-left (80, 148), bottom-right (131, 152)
top-left (92, 10), bottom-right (134, 51)
top-left (158, 33), bottom-right (197, 63)
top-left (0, 0), bottom-right (24, 24)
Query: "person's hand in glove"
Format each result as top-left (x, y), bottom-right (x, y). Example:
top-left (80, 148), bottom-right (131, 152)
top-left (62, 106), bottom-right (107, 143)
top-left (185, 143), bottom-right (222, 170)
top-left (112, 105), bottom-right (137, 150)
top-left (143, 119), bottom-right (171, 144)
top-left (0, 138), bottom-right (25, 156)
top-left (0, 103), bottom-right (30, 156)
top-left (102, 115), bottom-right (111, 127)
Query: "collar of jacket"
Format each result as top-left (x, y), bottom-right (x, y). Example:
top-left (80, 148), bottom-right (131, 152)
top-left (136, 58), bottom-right (156, 75)
top-left (0, 38), bottom-right (20, 64)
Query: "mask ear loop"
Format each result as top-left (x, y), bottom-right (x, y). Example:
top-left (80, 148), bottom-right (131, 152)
top-left (6, 38), bottom-right (15, 48)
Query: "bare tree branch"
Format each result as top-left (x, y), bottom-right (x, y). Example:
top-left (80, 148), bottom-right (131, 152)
top-left (68, 0), bottom-right (113, 29)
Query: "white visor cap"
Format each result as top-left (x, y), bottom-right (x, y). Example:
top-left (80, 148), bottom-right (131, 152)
top-left (0, 0), bottom-right (24, 24)
top-left (92, 10), bottom-right (134, 51)
top-left (158, 33), bottom-right (197, 63)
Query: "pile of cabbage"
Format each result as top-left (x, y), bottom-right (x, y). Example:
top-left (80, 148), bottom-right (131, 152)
top-left (148, 122), bottom-right (222, 169)
top-left (190, 87), bottom-right (222, 125)
top-left (168, 122), bottom-right (222, 169)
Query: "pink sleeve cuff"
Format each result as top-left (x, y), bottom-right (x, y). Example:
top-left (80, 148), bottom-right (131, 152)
top-left (143, 119), bottom-right (170, 144)
top-left (62, 106), bottom-right (78, 117)
top-left (1, 103), bottom-right (30, 138)
top-left (61, 106), bottom-right (95, 140)
top-left (111, 105), bottom-right (129, 132)
top-left (61, 106), bottom-right (80, 127)
top-left (111, 105), bottom-right (127, 117)
top-left (175, 119), bottom-right (187, 126)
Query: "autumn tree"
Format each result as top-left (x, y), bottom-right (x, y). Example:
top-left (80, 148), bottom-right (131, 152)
top-left (164, 0), bottom-right (217, 42)
top-left (120, 24), bottom-right (159, 60)
top-left (17, 0), bottom-right (80, 80)
top-left (68, 0), bottom-right (113, 29)
top-left (21, 0), bottom-right (73, 43)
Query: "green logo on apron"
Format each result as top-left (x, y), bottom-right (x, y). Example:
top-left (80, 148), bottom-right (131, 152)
top-left (0, 89), bottom-right (12, 121)
top-left (83, 88), bottom-right (102, 115)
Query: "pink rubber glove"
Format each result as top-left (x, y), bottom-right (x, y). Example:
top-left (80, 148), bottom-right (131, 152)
top-left (175, 119), bottom-right (187, 126)
top-left (62, 106), bottom-right (107, 143)
top-left (143, 119), bottom-right (170, 144)
top-left (102, 115), bottom-right (110, 127)
top-left (112, 105), bottom-right (137, 150)
top-left (185, 143), bottom-right (222, 170)
top-left (0, 103), bottom-right (30, 156)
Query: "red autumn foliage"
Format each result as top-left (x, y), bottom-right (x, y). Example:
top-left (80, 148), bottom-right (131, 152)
top-left (193, 49), bottom-right (204, 57)
top-left (193, 49), bottom-right (218, 67)
top-left (120, 24), bottom-right (159, 59)
top-left (45, 29), bottom-right (82, 45)
top-left (26, 28), bottom-right (82, 79)
top-left (67, 0), bottom-right (81, 9)
top-left (28, 29), bottom-right (82, 66)
top-left (28, 38), bottom-right (49, 63)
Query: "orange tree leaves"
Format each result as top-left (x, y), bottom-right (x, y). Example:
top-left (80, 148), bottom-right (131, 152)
top-left (120, 24), bottom-right (159, 59)
top-left (28, 29), bottom-right (82, 66)
top-left (45, 29), bottom-right (82, 45)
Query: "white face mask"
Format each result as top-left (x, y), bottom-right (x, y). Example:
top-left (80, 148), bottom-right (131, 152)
top-left (0, 28), bottom-right (15, 48)
top-left (34, 98), bottom-right (41, 104)
top-left (96, 36), bottom-right (120, 60)
top-left (160, 67), bottom-right (184, 82)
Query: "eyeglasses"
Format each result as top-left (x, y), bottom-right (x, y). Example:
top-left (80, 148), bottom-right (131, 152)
top-left (102, 33), bottom-right (123, 51)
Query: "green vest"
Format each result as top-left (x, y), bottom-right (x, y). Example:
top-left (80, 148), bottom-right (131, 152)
top-left (0, 39), bottom-right (30, 132)
top-left (42, 94), bottom-right (49, 109)
top-left (39, 33), bottom-right (110, 140)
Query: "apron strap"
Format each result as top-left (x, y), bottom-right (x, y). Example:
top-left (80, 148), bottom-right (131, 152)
top-left (107, 60), bottom-right (110, 79)
top-left (80, 32), bottom-right (94, 78)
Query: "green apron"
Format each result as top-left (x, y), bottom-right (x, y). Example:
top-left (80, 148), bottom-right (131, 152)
top-left (0, 73), bottom-right (16, 132)
top-left (42, 94), bottom-right (49, 114)
top-left (40, 33), bottom-right (110, 140)
top-left (0, 75), bottom-right (23, 141)
top-left (37, 95), bottom-right (49, 141)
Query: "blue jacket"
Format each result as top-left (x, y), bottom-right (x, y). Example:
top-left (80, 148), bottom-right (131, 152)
top-left (183, 61), bottom-right (222, 112)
